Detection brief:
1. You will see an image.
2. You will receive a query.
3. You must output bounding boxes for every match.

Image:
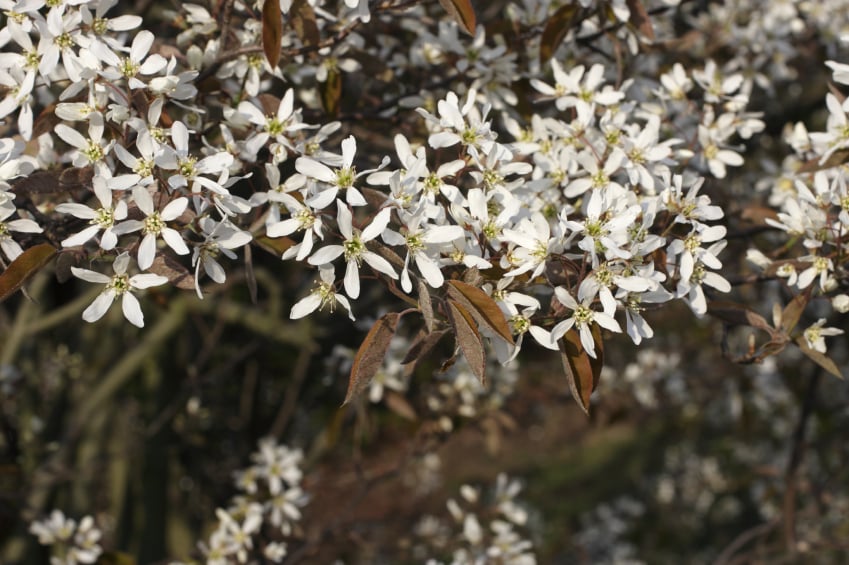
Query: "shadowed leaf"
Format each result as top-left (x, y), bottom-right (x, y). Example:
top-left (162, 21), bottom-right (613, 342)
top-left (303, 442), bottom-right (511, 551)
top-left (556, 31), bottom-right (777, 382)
top-left (0, 243), bottom-right (56, 302)
top-left (322, 68), bottom-right (342, 117)
top-left (625, 0), bottom-right (654, 40)
top-left (149, 255), bottom-right (195, 291)
top-left (446, 280), bottom-right (514, 345)
top-left (418, 280), bottom-right (435, 332)
top-left (345, 312), bottom-right (401, 404)
top-left (401, 329), bottom-right (448, 365)
top-left (262, 0), bottom-right (283, 68)
top-left (438, 0), bottom-right (476, 36)
top-left (540, 3), bottom-right (580, 64)
top-left (781, 290), bottom-right (810, 333)
top-left (708, 301), bottom-right (773, 332)
top-left (447, 300), bottom-right (486, 384)
top-left (558, 325), bottom-right (603, 415)
top-left (290, 0), bottom-right (319, 46)
top-left (384, 390), bottom-right (417, 421)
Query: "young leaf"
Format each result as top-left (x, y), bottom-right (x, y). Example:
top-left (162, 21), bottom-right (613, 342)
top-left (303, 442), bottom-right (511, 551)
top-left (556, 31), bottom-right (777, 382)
top-left (149, 255), bottom-right (195, 291)
top-left (625, 0), bottom-right (655, 41)
top-left (781, 290), bottom-right (810, 333)
top-left (447, 300), bottom-right (486, 384)
top-left (384, 391), bottom-right (418, 421)
top-left (445, 280), bottom-right (514, 345)
top-left (438, 0), bottom-right (476, 36)
top-left (345, 312), bottom-right (401, 404)
top-left (540, 3), bottom-right (581, 64)
top-left (0, 243), bottom-right (56, 302)
top-left (262, 0), bottom-right (283, 68)
top-left (322, 68), bottom-right (342, 117)
top-left (290, 0), bottom-right (319, 47)
top-left (795, 336), bottom-right (844, 380)
top-left (707, 300), bottom-right (773, 333)
top-left (558, 325), bottom-right (604, 416)
top-left (401, 329), bottom-right (449, 365)
top-left (418, 279), bottom-right (435, 333)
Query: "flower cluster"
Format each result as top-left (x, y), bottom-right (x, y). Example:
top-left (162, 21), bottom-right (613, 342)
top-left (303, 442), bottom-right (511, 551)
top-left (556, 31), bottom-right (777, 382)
top-left (29, 511), bottom-right (102, 565)
top-left (186, 438), bottom-right (308, 564)
top-left (413, 474), bottom-right (536, 565)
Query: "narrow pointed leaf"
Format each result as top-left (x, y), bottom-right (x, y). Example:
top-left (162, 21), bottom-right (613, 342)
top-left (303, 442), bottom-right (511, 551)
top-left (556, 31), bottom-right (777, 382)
top-left (447, 300), bottom-right (486, 384)
top-left (781, 290), bottom-right (810, 333)
top-left (558, 325), bottom-right (604, 415)
top-left (795, 336), bottom-right (844, 380)
top-left (0, 243), bottom-right (56, 302)
top-left (401, 329), bottom-right (449, 365)
top-left (290, 0), bottom-right (319, 46)
top-left (418, 279), bottom-right (435, 332)
top-left (438, 0), bottom-right (476, 36)
top-left (322, 68), bottom-right (342, 117)
top-left (446, 280), bottom-right (514, 345)
top-left (149, 255), bottom-right (195, 290)
top-left (707, 301), bottom-right (772, 333)
top-left (262, 0), bottom-right (283, 68)
top-left (625, 0), bottom-right (654, 40)
top-left (384, 391), bottom-right (418, 421)
top-left (540, 3), bottom-right (581, 64)
top-left (345, 312), bottom-right (400, 404)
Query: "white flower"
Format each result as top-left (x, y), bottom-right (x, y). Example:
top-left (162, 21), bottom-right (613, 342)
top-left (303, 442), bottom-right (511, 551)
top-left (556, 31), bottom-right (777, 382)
top-left (803, 318), bottom-right (844, 354)
top-left (307, 206), bottom-right (398, 299)
top-left (290, 265), bottom-right (355, 321)
top-left (56, 176), bottom-right (127, 249)
top-left (113, 187), bottom-right (189, 270)
top-left (71, 252), bottom-right (168, 327)
top-left (192, 217), bottom-right (252, 298)
top-left (0, 205), bottom-right (41, 261)
top-left (550, 287), bottom-right (621, 358)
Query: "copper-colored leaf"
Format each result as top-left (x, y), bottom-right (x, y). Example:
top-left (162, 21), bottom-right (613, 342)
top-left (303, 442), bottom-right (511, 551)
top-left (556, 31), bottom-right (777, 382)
top-left (446, 280), bottom-right (514, 345)
top-left (384, 390), bottom-right (418, 421)
top-left (558, 325), bottom-right (604, 416)
top-left (262, 0), bottom-right (283, 68)
top-left (32, 104), bottom-right (60, 139)
top-left (795, 336), bottom-right (844, 380)
top-left (345, 312), bottom-right (401, 404)
top-left (707, 301), bottom-right (773, 333)
top-left (797, 149), bottom-right (849, 173)
top-left (290, 0), bottom-right (319, 47)
top-left (540, 3), bottom-right (580, 64)
top-left (11, 171), bottom-right (62, 195)
top-left (418, 280), bottom-right (435, 332)
top-left (781, 290), bottom-right (810, 333)
top-left (0, 243), bottom-right (56, 302)
top-left (447, 300), bottom-right (486, 384)
top-left (321, 68), bottom-right (342, 117)
top-left (438, 0), bottom-right (476, 36)
top-left (255, 234), bottom-right (296, 256)
top-left (401, 329), bottom-right (448, 365)
top-left (625, 0), bottom-right (654, 40)
top-left (149, 254), bottom-right (195, 291)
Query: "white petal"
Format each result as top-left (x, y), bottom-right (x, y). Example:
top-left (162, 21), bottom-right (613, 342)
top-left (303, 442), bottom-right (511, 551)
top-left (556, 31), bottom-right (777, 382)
top-left (71, 267), bottom-right (111, 284)
top-left (138, 233), bottom-right (156, 270)
top-left (122, 292), bottom-right (145, 327)
top-left (162, 228), bottom-right (189, 255)
top-left (130, 273), bottom-right (168, 289)
top-left (82, 290), bottom-right (115, 322)
top-left (290, 293), bottom-right (321, 319)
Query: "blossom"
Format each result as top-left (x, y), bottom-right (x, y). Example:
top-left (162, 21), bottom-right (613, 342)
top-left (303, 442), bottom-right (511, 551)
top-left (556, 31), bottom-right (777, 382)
top-left (0, 204), bottom-right (42, 261)
top-left (290, 265), bottom-right (355, 321)
top-left (71, 252), bottom-right (168, 327)
top-left (56, 176), bottom-right (127, 249)
top-left (113, 187), bottom-right (189, 270)
top-left (307, 206), bottom-right (398, 299)
top-left (550, 287), bottom-right (622, 358)
top-left (803, 318), bottom-right (844, 353)
top-left (191, 217), bottom-right (252, 298)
